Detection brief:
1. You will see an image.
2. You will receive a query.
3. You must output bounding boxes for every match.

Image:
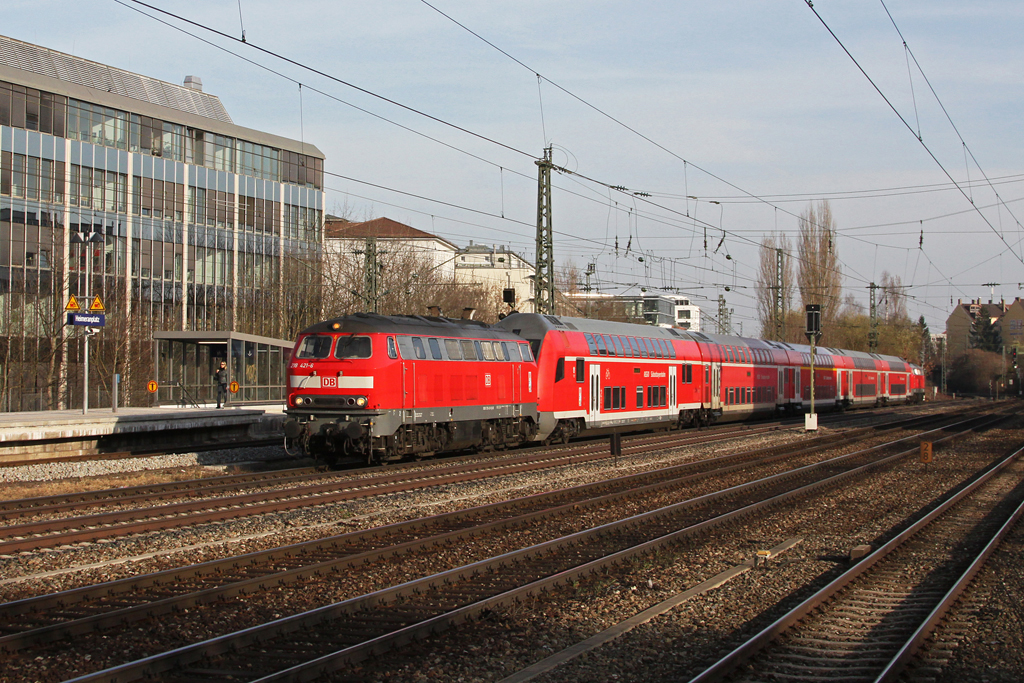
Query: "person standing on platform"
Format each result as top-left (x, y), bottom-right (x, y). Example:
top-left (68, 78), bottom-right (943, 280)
top-left (214, 361), bottom-right (228, 409)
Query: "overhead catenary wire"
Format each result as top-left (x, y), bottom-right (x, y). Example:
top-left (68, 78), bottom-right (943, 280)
top-left (124, 0), bottom-right (535, 161)
top-left (805, 0), bottom-right (1024, 267)
top-left (118, 0), bottom-right (994, 329)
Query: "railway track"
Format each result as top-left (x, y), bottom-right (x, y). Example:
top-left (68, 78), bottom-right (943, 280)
top-left (689, 442), bottom-right (1024, 683)
top-left (43, 409), bottom-right (1008, 682)
top-left (0, 408), bottom-right (963, 555)
top-left (0, 409), bottom-right (978, 654)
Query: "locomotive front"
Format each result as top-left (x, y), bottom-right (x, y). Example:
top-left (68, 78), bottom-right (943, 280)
top-left (283, 317), bottom-right (396, 464)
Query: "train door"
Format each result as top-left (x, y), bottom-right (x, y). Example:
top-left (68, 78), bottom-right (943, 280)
top-left (589, 363), bottom-right (601, 424)
top-left (795, 367), bottom-right (802, 403)
top-left (846, 370), bottom-right (853, 402)
top-left (711, 363), bottom-right (722, 411)
top-left (669, 365), bottom-right (678, 416)
top-left (402, 362), bottom-right (415, 410)
top-left (512, 363), bottom-right (521, 415)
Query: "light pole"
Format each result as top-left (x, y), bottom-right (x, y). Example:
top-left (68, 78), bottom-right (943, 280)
top-left (70, 229), bottom-right (105, 415)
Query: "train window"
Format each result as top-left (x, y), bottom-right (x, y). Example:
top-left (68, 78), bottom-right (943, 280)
top-left (493, 342), bottom-right (506, 361)
top-left (461, 340), bottom-right (477, 361)
top-left (334, 336), bottom-right (372, 359)
top-left (654, 339), bottom-right (664, 359)
top-left (647, 386), bottom-right (654, 407)
top-left (576, 358), bottom-right (585, 382)
top-left (619, 336), bottom-right (633, 357)
top-left (667, 341), bottom-right (676, 359)
top-left (555, 358), bottom-right (566, 382)
top-left (505, 342), bottom-right (522, 362)
top-left (603, 386), bottom-right (612, 410)
top-left (629, 337), bottom-right (643, 357)
top-left (611, 387), bottom-right (620, 410)
top-left (595, 335), bottom-right (608, 356)
top-left (636, 386), bottom-right (644, 408)
top-left (584, 333), bottom-right (599, 355)
top-left (445, 338), bottom-right (462, 360)
top-left (519, 343), bottom-right (534, 362)
top-left (428, 338), bottom-right (443, 360)
top-left (686, 364), bottom-right (693, 383)
top-left (388, 336), bottom-right (398, 359)
top-left (603, 335), bottom-right (617, 357)
top-left (479, 341), bottom-right (495, 361)
top-left (296, 334), bottom-right (333, 359)
top-left (641, 338), bottom-right (654, 358)
top-left (660, 386), bottom-right (667, 407)
top-left (611, 336), bottom-right (625, 357)
top-left (728, 387), bottom-right (734, 404)
top-left (411, 337), bottom-right (427, 360)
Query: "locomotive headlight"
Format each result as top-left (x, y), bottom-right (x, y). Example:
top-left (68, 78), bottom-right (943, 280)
top-left (355, 396), bottom-right (367, 407)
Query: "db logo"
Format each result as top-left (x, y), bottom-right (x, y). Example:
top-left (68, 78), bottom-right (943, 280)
top-left (484, 374), bottom-right (492, 387)
top-left (322, 377), bottom-right (337, 388)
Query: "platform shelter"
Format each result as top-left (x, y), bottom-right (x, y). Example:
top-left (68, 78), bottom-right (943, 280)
top-left (152, 331), bottom-right (295, 407)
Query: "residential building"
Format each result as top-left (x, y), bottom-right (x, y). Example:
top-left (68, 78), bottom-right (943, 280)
top-left (944, 298), bottom-right (1016, 357)
top-left (324, 216), bottom-right (458, 280)
top-left (0, 34), bottom-right (325, 410)
top-left (455, 242), bottom-right (535, 313)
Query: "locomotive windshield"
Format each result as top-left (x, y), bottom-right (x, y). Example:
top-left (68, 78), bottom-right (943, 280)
top-left (296, 334), bottom-right (333, 359)
top-left (334, 335), bottom-right (372, 359)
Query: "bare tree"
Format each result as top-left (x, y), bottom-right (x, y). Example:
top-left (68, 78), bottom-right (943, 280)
top-left (878, 270), bottom-right (908, 322)
top-left (320, 240), bottom-right (498, 323)
top-left (797, 201), bottom-right (842, 342)
top-left (755, 233), bottom-right (795, 340)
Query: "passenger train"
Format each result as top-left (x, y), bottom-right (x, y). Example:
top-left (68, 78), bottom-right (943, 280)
top-left (282, 312), bottom-right (926, 466)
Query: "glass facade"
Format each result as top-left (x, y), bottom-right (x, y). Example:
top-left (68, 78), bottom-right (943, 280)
top-left (0, 68), bottom-right (324, 411)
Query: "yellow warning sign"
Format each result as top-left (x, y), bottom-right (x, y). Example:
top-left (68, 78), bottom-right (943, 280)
top-left (89, 296), bottom-right (105, 312)
top-left (65, 295), bottom-right (81, 312)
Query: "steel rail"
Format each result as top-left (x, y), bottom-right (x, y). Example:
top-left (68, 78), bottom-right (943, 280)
top-left (0, 417), bottom-right (848, 554)
top-left (875, 472), bottom-right (1024, 682)
top-left (0, 409), bottom-right (955, 651)
top-left (59, 412), bottom-right (1005, 683)
top-left (688, 442), bottom-right (1024, 683)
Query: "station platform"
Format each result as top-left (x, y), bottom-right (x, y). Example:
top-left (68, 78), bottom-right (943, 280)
top-left (0, 404), bottom-right (286, 466)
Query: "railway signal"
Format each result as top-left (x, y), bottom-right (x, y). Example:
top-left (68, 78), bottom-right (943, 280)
top-left (805, 305), bottom-right (822, 432)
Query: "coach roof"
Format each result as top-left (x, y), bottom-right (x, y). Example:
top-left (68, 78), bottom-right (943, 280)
top-left (300, 313), bottom-right (524, 341)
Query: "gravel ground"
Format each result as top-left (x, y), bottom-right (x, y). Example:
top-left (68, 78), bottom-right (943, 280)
top-left (0, 403), bottom-right (1003, 683)
top-left (0, 444), bottom-right (291, 484)
top-left (901, 480), bottom-right (1024, 683)
top-left (315, 416), bottom-right (1024, 683)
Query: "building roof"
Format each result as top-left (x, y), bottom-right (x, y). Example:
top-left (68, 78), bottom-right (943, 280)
top-left (0, 34), bottom-right (233, 123)
top-left (950, 299), bottom-right (1009, 324)
top-left (0, 34), bottom-right (323, 158)
top-left (325, 217), bottom-right (454, 245)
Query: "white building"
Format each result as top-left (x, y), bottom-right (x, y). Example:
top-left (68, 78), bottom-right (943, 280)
top-left (323, 216), bottom-right (459, 278)
top-left (455, 242), bottom-right (535, 313)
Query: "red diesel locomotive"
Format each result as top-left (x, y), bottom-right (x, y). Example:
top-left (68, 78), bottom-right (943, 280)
top-left (283, 311), bottom-right (926, 466)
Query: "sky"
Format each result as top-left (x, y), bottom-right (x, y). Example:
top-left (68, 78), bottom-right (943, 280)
top-left (6, 1), bottom-right (1024, 335)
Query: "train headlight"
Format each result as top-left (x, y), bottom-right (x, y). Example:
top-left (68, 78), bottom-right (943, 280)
top-left (355, 396), bottom-right (367, 407)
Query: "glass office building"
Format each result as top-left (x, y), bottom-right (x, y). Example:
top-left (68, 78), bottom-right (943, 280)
top-left (0, 35), bottom-right (325, 410)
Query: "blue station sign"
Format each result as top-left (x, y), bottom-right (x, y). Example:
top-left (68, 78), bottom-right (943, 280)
top-left (68, 312), bottom-right (106, 327)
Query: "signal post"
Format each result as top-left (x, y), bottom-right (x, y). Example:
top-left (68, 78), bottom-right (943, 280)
top-left (805, 304), bottom-right (822, 432)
